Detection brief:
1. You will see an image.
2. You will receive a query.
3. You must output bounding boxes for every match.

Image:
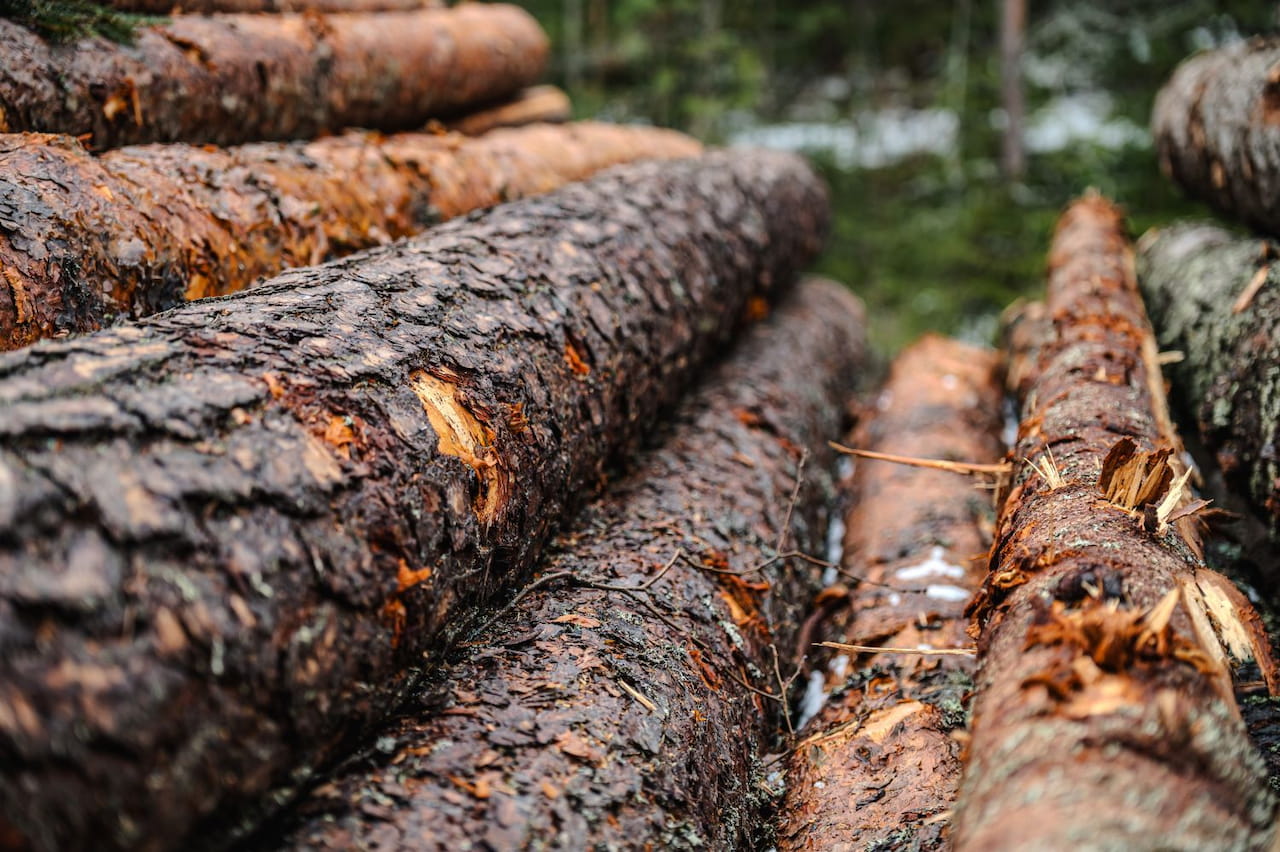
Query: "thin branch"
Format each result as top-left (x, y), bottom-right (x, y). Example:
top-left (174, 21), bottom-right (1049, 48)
top-left (829, 442), bottom-right (1011, 477)
top-left (818, 641), bottom-right (976, 656)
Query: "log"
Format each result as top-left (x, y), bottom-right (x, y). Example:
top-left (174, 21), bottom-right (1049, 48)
top-left (1137, 223), bottom-right (1280, 536)
top-left (265, 278), bottom-right (868, 852)
top-left (0, 149), bottom-right (829, 852)
top-left (0, 121), bottom-right (701, 349)
top-left (0, 3), bottom-right (547, 150)
top-left (952, 195), bottom-right (1278, 850)
top-left (776, 334), bottom-right (1005, 852)
top-left (444, 85), bottom-right (572, 136)
top-left (1153, 38), bottom-right (1280, 236)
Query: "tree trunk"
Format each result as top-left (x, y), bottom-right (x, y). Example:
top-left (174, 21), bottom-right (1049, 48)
top-left (953, 195), bottom-right (1278, 850)
top-left (0, 121), bottom-right (700, 350)
top-left (443, 85), bottom-right (572, 136)
top-left (776, 334), bottom-right (1005, 852)
top-left (258, 278), bottom-right (867, 852)
top-left (1153, 38), bottom-right (1280, 236)
top-left (998, 0), bottom-right (1026, 181)
top-left (0, 150), bottom-right (829, 852)
top-left (0, 3), bottom-right (547, 150)
top-left (1137, 223), bottom-right (1280, 536)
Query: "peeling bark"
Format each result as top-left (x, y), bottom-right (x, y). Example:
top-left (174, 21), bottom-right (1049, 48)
top-left (444, 86), bottom-right (572, 136)
top-left (1153, 38), bottom-right (1280, 236)
top-left (0, 3), bottom-right (546, 150)
top-left (776, 334), bottom-right (1004, 852)
top-left (0, 121), bottom-right (700, 349)
top-left (260, 279), bottom-right (867, 852)
top-left (0, 150), bottom-right (829, 852)
top-left (1138, 223), bottom-right (1280, 537)
top-left (953, 195), bottom-right (1278, 850)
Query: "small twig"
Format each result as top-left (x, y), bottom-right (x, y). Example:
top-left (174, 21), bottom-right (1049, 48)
top-left (1233, 264), bottom-right (1270, 314)
top-left (723, 668), bottom-right (787, 703)
top-left (470, 549), bottom-right (683, 639)
top-left (829, 442), bottom-right (1010, 477)
top-left (617, 679), bottom-right (659, 713)
top-left (774, 448), bottom-right (809, 556)
top-left (818, 641), bottom-right (976, 656)
top-left (769, 643), bottom-right (804, 735)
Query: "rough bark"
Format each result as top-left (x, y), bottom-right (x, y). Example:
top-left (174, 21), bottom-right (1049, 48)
top-left (0, 150), bottom-right (829, 852)
top-left (953, 195), bottom-right (1278, 850)
top-left (0, 3), bottom-right (547, 150)
top-left (262, 278), bottom-right (867, 852)
top-left (1153, 38), bottom-right (1280, 236)
top-left (444, 85), bottom-right (572, 137)
top-left (1138, 223), bottom-right (1280, 537)
top-left (776, 334), bottom-right (1005, 852)
top-left (0, 121), bottom-right (700, 350)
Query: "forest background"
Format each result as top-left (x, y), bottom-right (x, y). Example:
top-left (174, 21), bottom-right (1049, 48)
top-left (520, 0), bottom-right (1277, 354)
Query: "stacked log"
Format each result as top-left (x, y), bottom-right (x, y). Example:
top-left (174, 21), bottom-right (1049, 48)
top-left (266, 278), bottom-right (867, 851)
top-left (0, 150), bottom-right (829, 852)
top-left (776, 334), bottom-right (1005, 851)
top-left (0, 3), bottom-right (547, 149)
top-left (952, 195), bottom-right (1277, 849)
top-left (445, 85), bottom-right (573, 136)
top-left (0, 121), bottom-right (701, 349)
top-left (1153, 38), bottom-right (1280, 236)
top-left (1138, 224), bottom-right (1280, 536)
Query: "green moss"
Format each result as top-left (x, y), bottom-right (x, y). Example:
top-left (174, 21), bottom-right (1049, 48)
top-left (0, 0), bottom-right (153, 42)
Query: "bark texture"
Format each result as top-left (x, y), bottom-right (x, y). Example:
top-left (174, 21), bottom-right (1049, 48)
top-left (1138, 223), bottom-right (1280, 536)
top-left (0, 150), bottom-right (829, 852)
top-left (1153, 38), bottom-right (1280, 236)
top-left (0, 3), bottom-right (547, 150)
top-left (954, 196), bottom-right (1277, 850)
top-left (776, 334), bottom-right (1004, 852)
top-left (445, 86), bottom-right (572, 136)
top-left (265, 278), bottom-right (867, 852)
top-left (0, 121), bottom-right (700, 349)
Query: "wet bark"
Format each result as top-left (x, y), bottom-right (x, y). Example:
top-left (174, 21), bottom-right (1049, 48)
top-left (0, 3), bottom-right (547, 150)
top-left (0, 121), bottom-right (700, 350)
top-left (1138, 223), bottom-right (1280, 537)
top-left (1153, 37), bottom-right (1280, 236)
top-left (776, 334), bottom-right (1005, 852)
top-left (444, 85), bottom-right (572, 136)
top-left (260, 278), bottom-right (867, 852)
top-left (953, 195), bottom-right (1278, 850)
top-left (0, 150), bottom-right (829, 852)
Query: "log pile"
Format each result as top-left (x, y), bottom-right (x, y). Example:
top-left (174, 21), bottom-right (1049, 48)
top-left (267, 278), bottom-right (867, 851)
top-left (0, 3), bottom-right (547, 149)
top-left (3, 3), bottom-right (1280, 851)
top-left (0, 121), bottom-right (700, 349)
top-left (1148, 37), bottom-right (1280, 539)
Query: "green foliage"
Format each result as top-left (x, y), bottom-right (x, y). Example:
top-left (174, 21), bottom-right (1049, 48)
top-left (0, 0), bottom-right (150, 42)
top-left (521, 0), bottom-right (1280, 356)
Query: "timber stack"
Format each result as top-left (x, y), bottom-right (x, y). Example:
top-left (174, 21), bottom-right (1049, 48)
top-left (3, 1), bottom-right (1280, 850)
top-left (1147, 36), bottom-right (1280, 539)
